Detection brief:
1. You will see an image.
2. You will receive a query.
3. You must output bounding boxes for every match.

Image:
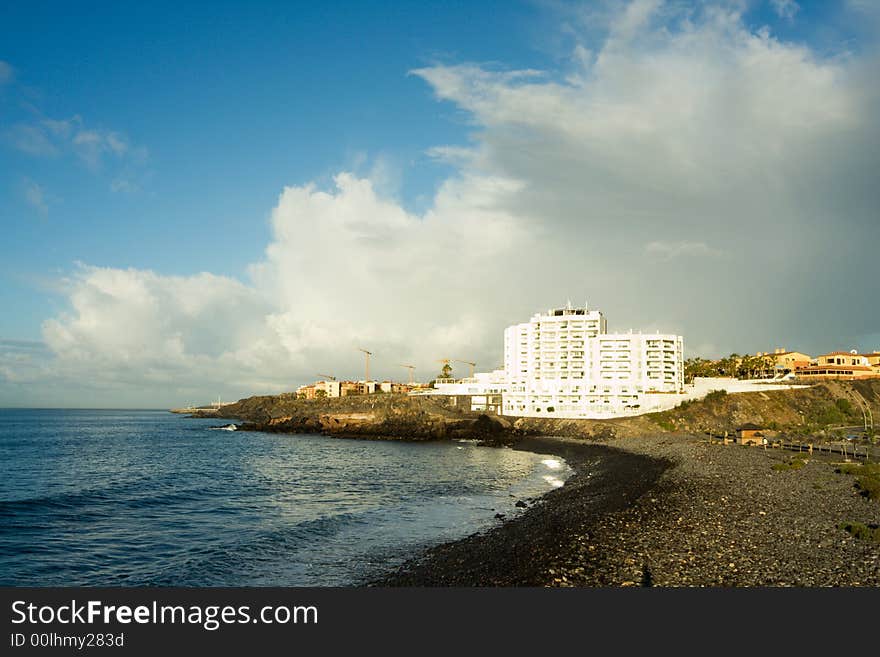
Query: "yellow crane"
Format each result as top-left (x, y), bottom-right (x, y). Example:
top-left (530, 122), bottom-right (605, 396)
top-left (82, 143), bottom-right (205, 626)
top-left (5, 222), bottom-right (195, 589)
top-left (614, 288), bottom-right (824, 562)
top-left (358, 348), bottom-right (373, 382)
top-left (454, 359), bottom-right (476, 378)
top-left (317, 373), bottom-right (336, 381)
top-left (398, 364), bottom-right (416, 385)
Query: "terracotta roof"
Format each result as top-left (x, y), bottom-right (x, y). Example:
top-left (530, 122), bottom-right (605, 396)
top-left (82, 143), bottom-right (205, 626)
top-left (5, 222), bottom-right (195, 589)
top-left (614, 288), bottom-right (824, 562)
top-left (798, 364), bottom-right (874, 372)
top-left (821, 351), bottom-right (861, 357)
top-left (737, 423), bottom-right (765, 431)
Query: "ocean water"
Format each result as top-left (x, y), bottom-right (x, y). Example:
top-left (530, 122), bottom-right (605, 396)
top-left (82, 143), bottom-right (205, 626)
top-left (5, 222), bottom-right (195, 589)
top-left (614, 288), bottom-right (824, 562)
top-left (0, 409), bottom-right (570, 586)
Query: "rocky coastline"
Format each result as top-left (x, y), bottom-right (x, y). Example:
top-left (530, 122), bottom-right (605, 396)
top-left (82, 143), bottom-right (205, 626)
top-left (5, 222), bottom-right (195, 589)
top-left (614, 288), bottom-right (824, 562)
top-left (204, 379), bottom-right (880, 444)
top-left (201, 385), bottom-right (880, 586)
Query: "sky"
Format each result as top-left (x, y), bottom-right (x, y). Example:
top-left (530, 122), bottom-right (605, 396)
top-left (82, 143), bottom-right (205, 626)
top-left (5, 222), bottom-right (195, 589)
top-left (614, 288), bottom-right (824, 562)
top-left (1, 0), bottom-right (878, 408)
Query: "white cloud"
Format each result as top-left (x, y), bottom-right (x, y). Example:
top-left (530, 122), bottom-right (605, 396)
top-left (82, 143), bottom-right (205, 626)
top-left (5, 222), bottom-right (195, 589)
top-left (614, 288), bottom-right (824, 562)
top-left (6, 124), bottom-right (59, 156)
top-left (771, 0), bottom-right (800, 21)
top-left (24, 172), bottom-right (529, 403)
top-left (5, 114), bottom-right (143, 172)
top-left (21, 178), bottom-right (49, 215)
top-left (3, 0), bottom-right (879, 406)
top-left (72, 127), bottom-right (129, 169)
top-left (110, 178), bottom-right (137, 193)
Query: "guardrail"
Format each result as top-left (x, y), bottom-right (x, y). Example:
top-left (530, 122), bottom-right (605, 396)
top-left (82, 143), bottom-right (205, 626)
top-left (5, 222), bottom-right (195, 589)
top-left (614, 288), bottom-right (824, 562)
top-left (709, 434), bottom-right (875, 460)
top-left (772, 441), bottom-right (872, 461)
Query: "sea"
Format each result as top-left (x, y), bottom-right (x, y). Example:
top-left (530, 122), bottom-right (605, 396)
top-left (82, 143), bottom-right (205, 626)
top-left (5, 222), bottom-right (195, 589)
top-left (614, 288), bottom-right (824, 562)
top-left (0, 409), bottom-right (570, 586)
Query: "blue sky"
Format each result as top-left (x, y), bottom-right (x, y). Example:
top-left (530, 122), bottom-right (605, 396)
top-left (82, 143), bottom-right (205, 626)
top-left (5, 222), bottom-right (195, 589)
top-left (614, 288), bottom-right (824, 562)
top-left (1, 1), bottom-right (878, 406)
top-left (3, 1), bottom-right (536, 335)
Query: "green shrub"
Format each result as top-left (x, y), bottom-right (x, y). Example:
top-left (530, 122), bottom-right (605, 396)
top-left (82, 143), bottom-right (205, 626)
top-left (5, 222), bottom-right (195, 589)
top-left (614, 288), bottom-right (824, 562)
top-left (772, 459), bottom-right (806, 471)
top-left (810, 404), bottom-right (847, 426)
top-left (835, 398), bottom-right (855, 416)
top-left (705, 389), bottom-right (728, 403)
top-left (653, 417), bottom-right (675, 432)
top-left (839, 521), bottom-right (880, 542)
top-left (835, 463), bottom-right (880, 501)
top-left (856, 476), bottom-right (880, 501)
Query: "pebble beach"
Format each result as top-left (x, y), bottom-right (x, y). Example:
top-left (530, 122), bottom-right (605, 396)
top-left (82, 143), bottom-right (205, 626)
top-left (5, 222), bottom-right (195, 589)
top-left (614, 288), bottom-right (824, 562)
top-left (379, 434), bottom-right (880, 586)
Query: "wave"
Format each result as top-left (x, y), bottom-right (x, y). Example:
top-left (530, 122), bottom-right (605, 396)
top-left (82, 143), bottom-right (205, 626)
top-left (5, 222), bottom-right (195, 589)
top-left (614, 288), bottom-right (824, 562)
top-left (0, 478), bottom-right (226, 526)
top-left (135, 511), bottom-right (375, 586)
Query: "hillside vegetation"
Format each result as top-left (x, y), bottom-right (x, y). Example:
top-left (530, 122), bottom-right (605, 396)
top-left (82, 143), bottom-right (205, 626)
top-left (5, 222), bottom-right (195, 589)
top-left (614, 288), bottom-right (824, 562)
top-left (643, 379), bottom-right (880, 439)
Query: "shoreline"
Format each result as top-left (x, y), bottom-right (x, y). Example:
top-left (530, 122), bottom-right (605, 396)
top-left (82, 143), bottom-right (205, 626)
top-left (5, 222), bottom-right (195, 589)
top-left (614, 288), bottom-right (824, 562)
top-left (194, 394), bottom-right (880, 586)
top-left (374, 433), bottom-right (880, 586)
top-left (374, 435), bottom-right (670, 586)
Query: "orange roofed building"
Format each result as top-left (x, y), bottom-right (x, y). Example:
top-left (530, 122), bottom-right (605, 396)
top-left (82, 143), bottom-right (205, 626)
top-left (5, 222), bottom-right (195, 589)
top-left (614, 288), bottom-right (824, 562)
top-left (862, 351), bottom-right (880, 368)
top-left (755, 348), bottom-right (812, 374)
top-left (796, 351), bottom-right (879, 380)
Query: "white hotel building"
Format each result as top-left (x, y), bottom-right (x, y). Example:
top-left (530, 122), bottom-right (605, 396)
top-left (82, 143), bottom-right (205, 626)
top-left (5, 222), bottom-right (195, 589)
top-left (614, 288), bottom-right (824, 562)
top-left (502, 303), bottom-right (684, 418)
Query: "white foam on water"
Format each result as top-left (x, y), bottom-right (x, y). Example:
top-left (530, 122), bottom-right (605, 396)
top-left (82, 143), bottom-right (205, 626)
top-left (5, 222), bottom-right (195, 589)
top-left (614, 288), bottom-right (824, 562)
top-left (541, 458), bottom-right (562, 470)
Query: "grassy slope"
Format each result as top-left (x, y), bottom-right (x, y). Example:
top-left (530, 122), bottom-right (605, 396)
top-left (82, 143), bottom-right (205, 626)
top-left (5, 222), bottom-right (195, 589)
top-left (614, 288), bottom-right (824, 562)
top-left (512, 380), bottom-right (880, 440)
top-left (643, 379), bottom-right (880, 437)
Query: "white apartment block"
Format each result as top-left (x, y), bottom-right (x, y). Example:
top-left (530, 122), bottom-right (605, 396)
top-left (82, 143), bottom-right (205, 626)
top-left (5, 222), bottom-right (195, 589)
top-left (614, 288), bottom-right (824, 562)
top-left (502, 303), bottom-right (684, 418)
top-left (430, 370), bottom-right (508, 396)
top-left (417, 370), bottom-right (507, 413)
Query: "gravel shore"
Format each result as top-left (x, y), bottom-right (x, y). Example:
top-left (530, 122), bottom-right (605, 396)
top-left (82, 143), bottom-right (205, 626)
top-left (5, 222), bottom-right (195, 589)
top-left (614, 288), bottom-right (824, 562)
top-left (379, 434), bottom-right (880, 586)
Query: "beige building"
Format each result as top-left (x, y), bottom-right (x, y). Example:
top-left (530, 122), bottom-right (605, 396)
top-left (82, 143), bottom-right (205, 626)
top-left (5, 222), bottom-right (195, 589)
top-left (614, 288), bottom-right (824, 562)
top-left (379, 381), bottom-right (413, 394)
top-left (340, 381), bottom-right (370, 396)
top-left (297, 379), bottom-right (415, 399)
top-left (797, 351), bottom-right (878, 380)
top-left (736, 423), bottom-right (767, 446)
top-left (755, 348), bottom-right (812, 373)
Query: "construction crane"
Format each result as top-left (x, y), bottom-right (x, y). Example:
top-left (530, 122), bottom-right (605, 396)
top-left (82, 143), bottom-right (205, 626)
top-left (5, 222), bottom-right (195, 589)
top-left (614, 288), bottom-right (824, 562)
top-left (398, 364), bottom-right (416, 385)
top-left (454, 359), bottom-right (476, 378)
top-left (358, 348), bottom-right (373, 382)
top-left (317, 373), bottom-right (336, 381)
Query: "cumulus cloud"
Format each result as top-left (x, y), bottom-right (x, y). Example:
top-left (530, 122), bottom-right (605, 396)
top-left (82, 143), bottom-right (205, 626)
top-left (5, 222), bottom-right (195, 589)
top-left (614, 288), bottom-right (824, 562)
top-left (3, 0), bottom-right (879, 406)
top-left (23, 171), bottom-right (529, 404)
